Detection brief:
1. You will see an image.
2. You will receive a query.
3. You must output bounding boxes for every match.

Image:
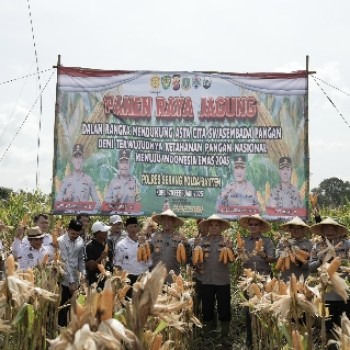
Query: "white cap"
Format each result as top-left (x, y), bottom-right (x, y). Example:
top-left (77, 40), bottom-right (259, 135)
top-left (110, 215), bottom-right (123, 225)
top-left (91, 221), bottom-right (111, 234)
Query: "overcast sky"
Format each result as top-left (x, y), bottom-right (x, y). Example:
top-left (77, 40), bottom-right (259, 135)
top-left (0, 0), bottom-right (349, 194)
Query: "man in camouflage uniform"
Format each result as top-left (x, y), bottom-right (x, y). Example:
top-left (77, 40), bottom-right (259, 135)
top-left (104, 150), bottom-right (141, 204)
top-left (268, 157), bottom-right (302, 208)
top-left (56, 144), bottom-right (101, 209)
top-left (216, 155), bottom-right (258, 208)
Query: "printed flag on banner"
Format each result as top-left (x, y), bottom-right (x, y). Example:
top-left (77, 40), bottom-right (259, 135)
top-left (52, 67), bottom-right (308, 220)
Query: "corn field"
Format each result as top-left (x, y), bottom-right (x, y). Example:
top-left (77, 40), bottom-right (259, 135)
top-left (1, 190), bottom-right (350, 349)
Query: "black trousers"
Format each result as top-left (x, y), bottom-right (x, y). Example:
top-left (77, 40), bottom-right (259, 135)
top-left (58, 284), bottom-right (73, 327)
top-left (201, 284), bottom-right (231, 322)
top-left (326, 300), bottom-right (350, 331)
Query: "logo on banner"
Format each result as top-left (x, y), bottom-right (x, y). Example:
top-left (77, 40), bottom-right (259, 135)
top-left (150, 75), bottom-right (160, 90)
top-left (161, 75), bottom-right (171, 90)
top-left (172, 74), bottom-right (181, 91)
top-left (203, 77), bottom-right (212, 89)
top-left (192, 75), bottom-right (201, 89)
top-left (182, 77), bottom-right (191, 90)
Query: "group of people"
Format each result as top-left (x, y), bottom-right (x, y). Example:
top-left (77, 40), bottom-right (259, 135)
top-left (3, 209), bottom-right (350, 349)
top-left (55, 144), bottom-right (141, 210)
top-left (216, 155), bottom-right (303, 210)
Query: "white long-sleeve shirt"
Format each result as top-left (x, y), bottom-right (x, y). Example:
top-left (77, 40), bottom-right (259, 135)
top-left (12, 234), bottom-right (53, 259)
top-left (58, 232), bottom-right (86, 286)
top-left (18, 245), bottom-right (50, 270)
top-left (114, 236), bottom-right (151, 275)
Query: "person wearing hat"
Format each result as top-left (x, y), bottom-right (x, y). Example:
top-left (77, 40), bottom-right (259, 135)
top-left (195, 214), bottom-right (233, 345)
top-left (238, 214), bottom-right (275, 349)
top-left (309, 217), bottom-right (350, 334)
top-left (85, 221), bottom-right (113, 287)
top-left (57, 219), bottom-right (85, 327)
top-left (268, 156), bottom-right (303, 208)
top-left (216, 155), bottom-right (258, 210)
top-left (107, 215), bottom-right (126, 266)
top-left (275, 217), bottom-right (312, 282)
top-left (150, 209), bottom-right (188, 283)
top-left (55, 144), bottom-right (101, 211)
top-left (12, 214), bottom-right (53, 259)
top-left (17, 226), bottom-right (51, 270)
top-left (114, 217), bottom-right (152, 297)
top-left (104, 149), bottom-right (141, 205)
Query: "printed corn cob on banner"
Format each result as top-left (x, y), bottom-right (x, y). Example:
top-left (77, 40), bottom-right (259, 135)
top-left (52, 67), bottom-right (308, 220)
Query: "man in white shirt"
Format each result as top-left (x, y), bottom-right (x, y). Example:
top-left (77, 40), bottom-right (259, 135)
top-left (108, 214), bottom-right (126, 254)
top-left (12, 214), bottom-right (53, 259)
top-left (114, 217), bottom-right (151, 296)
top-left (18, 226), bottom-right (50, 270)
top-left (57, 219), bottom-right (85, 327)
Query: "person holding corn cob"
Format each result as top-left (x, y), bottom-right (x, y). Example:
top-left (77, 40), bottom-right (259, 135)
top-left (309, 217), bottom-right (350, 335)
top-left (238, 214), bottom-right (275, 349)
top-left (150, 209), bottom-right (188, 283)
top-left (18, 226), bottom-right (51, 270)
top-left (85, 221), bottom-right (113, 287)
top-left (275, 216), bottom-right (312, 281)
top-left (195, 214), bottom-right (234, 346)
top-left (114, 217), bottom-right (151, 297)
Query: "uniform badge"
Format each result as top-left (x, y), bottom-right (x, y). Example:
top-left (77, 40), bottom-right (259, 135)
top-left (181, 77), bottom-right (191, 90)
top-left (28, 253), bottom-right (34, 259)
top-left (172, 74), bottom-right (181, 91)
top-left (150, 75), bottom-right (160, 89)
top-left (192, 76), bottom-right (201, 89)
top-left (161, 75), bottom-right (171, 90)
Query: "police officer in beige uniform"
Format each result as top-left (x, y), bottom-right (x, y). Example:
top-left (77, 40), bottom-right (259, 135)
top-left (56, 144), bottom-right (101, 209)
top-left (104, 150), bottom-right (141, 204)
top-left (149, 209), bottom-right (189, 283)
top-left (238, 214), bottom-right (275, 349)
top-left (216, 155), bottom-right (258, 208)
top-left (268, 157), bottom-right (302, 208)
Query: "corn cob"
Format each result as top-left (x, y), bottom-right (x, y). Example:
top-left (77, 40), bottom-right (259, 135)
top-left (294, 251), bottom-right (307, 264)
top-left (150, 334), bottom-right (163, 350)
top-left (236, 231), bottom-right (245, 249)
top-left (289, 252), bottom-right (296, 264)
top-left (137, 246), bottom-right (145, 262)
top-left (249, 283), bottom-right (262, 298)
top-left (294, 248), bottom-right (310, 259)
top-left (290, 274), bottom-right (298, 296)
top-left (118, 285), bottom-right (131, 301)
top-left (292, 330), bottom-right (303, 350)
top-left (176, 242), bottom-right (186, 263)
top-left (278, 281), bottom-right (288, 295)
top-left (275, 256), bottom-right (284, 271)
top-left (265, 277), bottom-right (277, 292)
top-left (145, 242), bottom-right (151, 260)
top-left (25, 268), bottom-right (35, 284)
top-left (42, 254), bottom-right (49, 265)
top-left (255, 238), bottom-right (263, 252)
top-left (327, 257), bottom-right (341, 277)
top-left (192, 246), bottom-right (204, 265)
top-left (284, 256), bottom-right (291, 270)
top-left (6, 254), bottom-right (16, 276)
top-left (21, 213), bottom-right (29, 226)
top-left (100, 279), bottom-right (114, 320)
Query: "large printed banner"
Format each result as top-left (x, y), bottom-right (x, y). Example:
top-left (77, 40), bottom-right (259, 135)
top-left (52, 67), bottom-right (308, 220)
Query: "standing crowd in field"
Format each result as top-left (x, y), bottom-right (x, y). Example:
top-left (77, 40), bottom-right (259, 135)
top-left (1, 209), bottom-right (350, 350)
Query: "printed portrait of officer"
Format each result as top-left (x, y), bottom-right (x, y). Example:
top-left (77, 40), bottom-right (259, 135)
top-left (216, 155), bottom-right (258, 209)
top-left (104, 150), bottom-right (141, 205)
top-left (56, 144), bottom-right (101, 209)
top-left (268, 156), bottom-right (303, 208)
